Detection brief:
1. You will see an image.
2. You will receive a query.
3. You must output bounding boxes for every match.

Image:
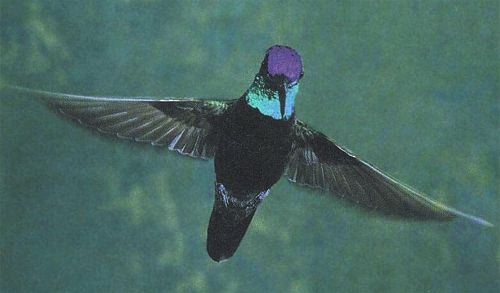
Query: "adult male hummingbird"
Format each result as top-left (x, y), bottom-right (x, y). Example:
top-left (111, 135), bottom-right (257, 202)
top-left (9, 45), bottom-right (492, 262)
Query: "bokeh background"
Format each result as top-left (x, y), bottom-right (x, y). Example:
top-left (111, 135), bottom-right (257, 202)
top-left (1, 1), bottom-right (498, 292)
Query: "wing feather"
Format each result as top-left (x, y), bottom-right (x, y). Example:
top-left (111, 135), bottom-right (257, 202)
top-left (286, 120), bottom-right (492, 226)
top-left (11, 86), bottom-right (234, 159)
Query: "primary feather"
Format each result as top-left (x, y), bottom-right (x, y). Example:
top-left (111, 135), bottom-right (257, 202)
top-left (13, 86), bottom-right (232, 159)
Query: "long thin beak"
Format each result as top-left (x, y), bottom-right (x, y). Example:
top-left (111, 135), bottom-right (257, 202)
top-left (278, 83), bottom-right (286, 119)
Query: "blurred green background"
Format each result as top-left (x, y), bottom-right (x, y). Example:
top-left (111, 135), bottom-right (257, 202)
top-left (0, 0), bottom-right (498, 292)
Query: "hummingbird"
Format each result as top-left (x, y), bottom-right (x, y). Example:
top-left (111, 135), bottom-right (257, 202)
top-left (8, 45), bottom-right (492, 262)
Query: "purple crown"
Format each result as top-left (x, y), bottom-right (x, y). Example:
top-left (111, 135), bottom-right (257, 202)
top-left (264, 45), bottom-right (303, 83)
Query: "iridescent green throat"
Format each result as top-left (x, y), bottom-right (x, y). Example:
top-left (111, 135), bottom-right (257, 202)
top-left (245, 76), bottom-right (299, 120)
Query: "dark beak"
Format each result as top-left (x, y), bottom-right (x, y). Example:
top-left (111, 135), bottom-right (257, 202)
top-left (278, 83), bottom-right (286, 119)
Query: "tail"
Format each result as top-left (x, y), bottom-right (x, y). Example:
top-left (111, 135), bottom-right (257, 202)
top-left (207, 184), bottom-right (268, 262)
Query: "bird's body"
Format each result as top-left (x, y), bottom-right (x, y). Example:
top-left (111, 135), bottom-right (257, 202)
top-left (209, 96), bottom-right (295, 260)
top-left (6, 45), bottom-right (492, 262)
top-left (215, 98), bottom-right (293, 194)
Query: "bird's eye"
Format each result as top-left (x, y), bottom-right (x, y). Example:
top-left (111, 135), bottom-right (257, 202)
top-left (299, 71), bottom-right (304, 79)
top-left (287, 81), bottom-right (297, 89)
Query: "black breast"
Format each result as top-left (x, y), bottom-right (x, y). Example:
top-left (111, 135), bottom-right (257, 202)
top-left (214, 100), bottom-right (293, 196)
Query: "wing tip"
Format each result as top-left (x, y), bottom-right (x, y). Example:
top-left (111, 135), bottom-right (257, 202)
top-left (444, 206), bottom-right (493, 227)
top-left (4, 85), bottom-right (53, 97)
top-left (457, 213), bottom-right (494, 227)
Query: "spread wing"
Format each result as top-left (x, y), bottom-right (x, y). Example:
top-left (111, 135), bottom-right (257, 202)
top-left (12, 87), bottom-right (234, 159)
top-left (285, 120), bottom-right (492, 226)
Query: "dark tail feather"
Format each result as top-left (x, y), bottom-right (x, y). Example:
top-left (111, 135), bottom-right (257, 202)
top-left (207, 202), bottom-right (257, 262)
